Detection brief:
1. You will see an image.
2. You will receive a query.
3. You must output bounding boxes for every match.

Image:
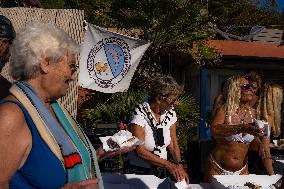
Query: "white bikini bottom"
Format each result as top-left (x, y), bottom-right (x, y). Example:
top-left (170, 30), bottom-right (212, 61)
top-left (210, 155), bottom-right (247, 175)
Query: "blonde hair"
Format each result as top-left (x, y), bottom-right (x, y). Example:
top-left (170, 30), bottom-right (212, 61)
top-left (257, 83), bottom-right (283, 137)
top-left (223, 75), bottom-right (244, 115)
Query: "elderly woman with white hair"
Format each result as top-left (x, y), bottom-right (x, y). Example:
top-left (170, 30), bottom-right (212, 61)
top-left (0, 22), bottom-right (131, 189)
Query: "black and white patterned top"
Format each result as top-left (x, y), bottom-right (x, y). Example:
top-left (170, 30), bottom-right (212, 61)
top-left (127, 99), bottom-right (177, 168)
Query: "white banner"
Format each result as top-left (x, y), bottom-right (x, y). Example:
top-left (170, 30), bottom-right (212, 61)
top-left (79, 23), bottom-right (151, 93)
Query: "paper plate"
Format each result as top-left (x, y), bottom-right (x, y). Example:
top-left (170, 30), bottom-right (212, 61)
top-left (212, 174), bottom-right (282, 189)
top-left (100, 136), bottom-right (144, 152)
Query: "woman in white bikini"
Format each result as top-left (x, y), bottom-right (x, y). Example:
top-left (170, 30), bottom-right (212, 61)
top-left (204, 74), bottom-right (264, 182)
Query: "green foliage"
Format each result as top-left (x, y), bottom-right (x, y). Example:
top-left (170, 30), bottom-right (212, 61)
top-left (107, 0), bottom-right (211, 60)
top-left (76, 0), bottom-right (114, 26)
top-left (174, 93), bottom-right (199, 163)
top-left (40, 0), bottom-right (65, 9)
top-left (176, 125), bottom-right (197, 164)
top-left (77, 90), bottom-right (148, 127)
top-left (174, 92), bottom-right (199, 124)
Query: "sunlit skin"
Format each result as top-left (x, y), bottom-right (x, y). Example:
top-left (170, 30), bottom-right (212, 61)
top-left (160, 94), bottom-right (178, 112)
top-left (204, 77), bottom-right (264, 182)
top-left (240, 78), bottom-right (254, 102)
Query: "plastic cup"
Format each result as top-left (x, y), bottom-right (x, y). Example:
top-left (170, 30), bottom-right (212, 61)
top-left (254, 119), bottom-right (270, 137)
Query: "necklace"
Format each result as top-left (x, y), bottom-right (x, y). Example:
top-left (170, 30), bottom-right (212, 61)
top-left (237, 106), bottom-right (254, 124)
top-left (227, 106), bottom-right (254, 125)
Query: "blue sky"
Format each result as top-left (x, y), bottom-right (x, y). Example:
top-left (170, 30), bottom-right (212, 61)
top-left (278, 0), bottom-right (284, 12)
top-left (260, 0), bottom-right (284, 12)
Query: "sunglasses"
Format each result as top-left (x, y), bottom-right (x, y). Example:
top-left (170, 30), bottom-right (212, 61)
top-left (240, 83), bottom-right (253, 91)
top-left (161, 96), bottom-right (177, 105)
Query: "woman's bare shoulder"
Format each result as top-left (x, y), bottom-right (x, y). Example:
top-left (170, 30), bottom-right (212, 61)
top-left (211, 106), bottom-right (226, 126)
top-left (0, 96), bottom-right (32, 180)
top-left (215, 105), bottom-right (226, 115)
top-left (214, 94), bottom-right (223, 103)
top-left (0, 96), bottom-right (27, 132)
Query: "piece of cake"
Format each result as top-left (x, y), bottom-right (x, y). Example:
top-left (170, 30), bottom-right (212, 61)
top-left (244, 182), bottom-right (261, 189)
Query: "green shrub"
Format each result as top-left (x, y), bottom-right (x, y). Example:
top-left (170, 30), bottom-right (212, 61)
top-left (77, 90), bottom-right (148, 127)
top-left (173, 93), bottom-right (199, 165)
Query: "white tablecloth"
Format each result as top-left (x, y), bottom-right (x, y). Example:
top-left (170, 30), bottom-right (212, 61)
top-left (102, 173), bottom-right (212, 189)
top-left (189, 183), bottom-right (212, 189)
top-left (102, 173), bottom-right (171, 189)
top-left (104, 183), bottom-right (211, 189)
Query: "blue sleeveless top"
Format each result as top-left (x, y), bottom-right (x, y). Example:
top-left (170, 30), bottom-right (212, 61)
top-left (0, 100), bottom-right (66, 189)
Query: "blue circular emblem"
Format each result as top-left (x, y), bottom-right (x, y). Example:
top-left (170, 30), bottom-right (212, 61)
top-left (87, 37), bottom-right (131, 89)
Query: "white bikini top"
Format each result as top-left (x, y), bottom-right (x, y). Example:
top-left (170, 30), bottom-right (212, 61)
top-left (225, 133), bottom-right (254, 144)
top-left (224, 108), bottom-right (255, 144)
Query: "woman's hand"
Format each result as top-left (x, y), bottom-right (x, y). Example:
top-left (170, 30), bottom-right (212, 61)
top-left (165, 162), bottom-right (189, 184)
top-left (269, 142), bottom-right (277, 148)
top-left (259, 142), bottom-right (271, 159)
top-left (60, 178), bottom-right (99, 189)
top-left (96, 146), bottom-right (136, 161)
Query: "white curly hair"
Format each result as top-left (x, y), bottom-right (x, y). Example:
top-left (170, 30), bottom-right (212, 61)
top-left (10, 22), bottom-right (79, 80)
